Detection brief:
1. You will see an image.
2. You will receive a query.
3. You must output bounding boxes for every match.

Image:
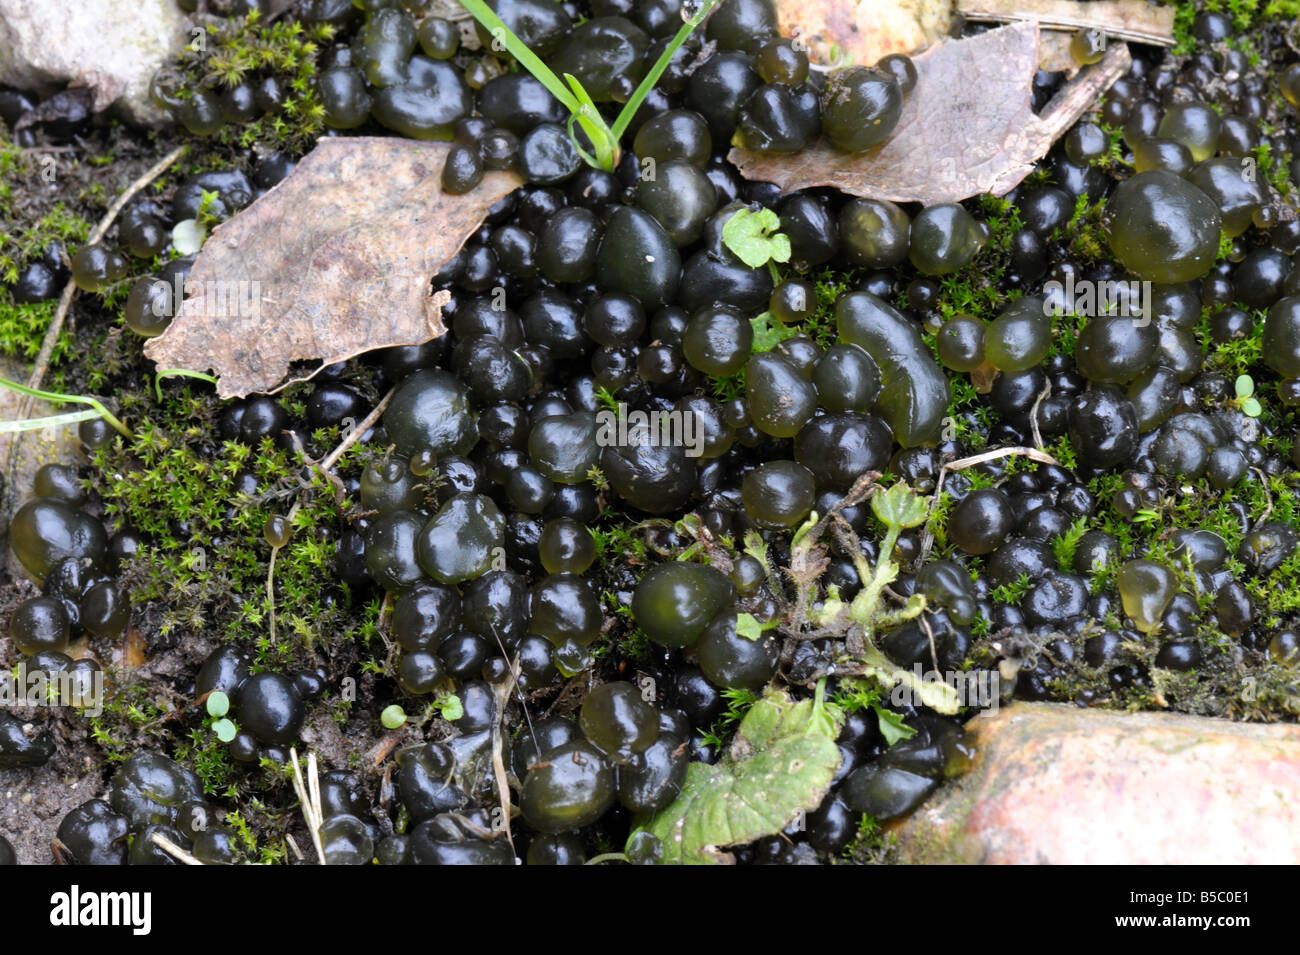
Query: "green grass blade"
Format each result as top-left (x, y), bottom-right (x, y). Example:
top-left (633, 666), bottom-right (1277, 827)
top-left (155, 368), bottom-right (218, 403)
top-left (456, 0), bottom-right (579, 111)
top-left (0, 374), bottom-right (132, 438)
top-left (0, 409), bottom-right (102, 434)
top-left (610, 0), bottom-right (722, 142)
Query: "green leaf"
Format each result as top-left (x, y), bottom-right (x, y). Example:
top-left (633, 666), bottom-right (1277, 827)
top-left (1235, 374), bottom-right (1254, 399)
top-left (858, 645), bottom-right (961, 715)
top-left (871, 482), bottom-right (929, 531)
top-left (381, 704), bottom-right (407, 730)
top-left (735, 612), bottom-right (763, 642)
top-left (633, 686), bottom-right (843, 864)
top-left (438, 694), bottom-right (463, 722)
top-left (872, 704), bottom-right (917, 746)
top-left (722, 207), bottom-right (792, 269)
top-left (1242, 396), bottom-right (1262, 417)
top-left (206, 690), bottom-right (230, 718)
top-left (212, 718), bottom-right (237, 743)
top-left (750, 311), bottom-right (798, 352)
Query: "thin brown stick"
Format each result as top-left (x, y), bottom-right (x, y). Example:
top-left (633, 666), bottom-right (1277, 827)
top-left (24, 145), bottom-right (188, 397)
top-left (6, 145), bottom-right (187, 514)
top-left (320, 387), bottom-right (395, 473)
top-left (149, 830), bottom-right (204, 865)
top-left (919, 446), bottom-right (1064, 563)
top-left (958, 0), bottom-right (1176, 46)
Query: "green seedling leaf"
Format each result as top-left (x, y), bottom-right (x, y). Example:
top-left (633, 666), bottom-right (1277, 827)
top-left (722, 207), bottom-right (792, 269)
top-left (437, 694), bottom-right (463, 722)
top-left (206, 690), bottom-right (230, 718)
top-left (859, 645), bottom-right (961, 715)
top-left (750, 311), bottom-right (798, 352)
top-left (735, 612), bottom-right (764, 642)
top-left (871, 482), bottom-right (929, 531)
top-left (634, 685), bottom-right (844, 864)
top-left (735, 612), bottom-right (779, 642)
top-left (1242, 397), bottom-right (1262, 417)
top-left (1235, 374), bottom-right (1254, 399)
top-left (212, 718), bottom-right (238, 743)
top-left (873, 704), bottom-right (917, 746)
top-left (381, 704), bottom-right (407, 730)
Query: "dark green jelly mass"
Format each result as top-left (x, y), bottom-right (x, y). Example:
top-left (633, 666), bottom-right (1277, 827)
top-left (1106, 170), bottom-right (1221, 283)
top-left (631, 561), bottom-right (735, 648)
top-left (835, 292), bottom-right (949, 447)
top-left (520, 740), bottom-right (616, 833)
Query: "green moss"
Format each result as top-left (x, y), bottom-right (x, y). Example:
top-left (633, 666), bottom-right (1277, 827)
top-left (90, 383), bottom-right (382, 670)
top-left (164, 12), bottom-right (334, 154)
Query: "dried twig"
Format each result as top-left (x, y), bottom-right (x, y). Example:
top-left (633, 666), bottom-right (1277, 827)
top-left (958, 0), bottom-right (1176, 46)
top-left (290, 747), bottom-right (327, 865)
top-left (5, 144), bottom-right (187, 515)
top-left (149, 830), bottom-right (204, 866)
top-left (919, 446), bottom-right (1064, 563)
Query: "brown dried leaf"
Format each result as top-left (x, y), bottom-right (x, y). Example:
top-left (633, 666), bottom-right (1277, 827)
top-left (143, 138), bottom-right (521, 399)
top-left (958, 0), bottom-right (1175, 46)
top-left (775, 0), bottom-right (953, 66)
top-left (730, 21), bottom-right (1130, 205)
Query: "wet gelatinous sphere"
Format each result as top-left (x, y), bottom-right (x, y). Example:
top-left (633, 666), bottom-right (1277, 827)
top-left (1106, 171), bottom-right (1221, 283)
top-left (812, 343), bottom-right (882, 413)
top-left (636, 159), bottom-right (717, 246)
top-left (236, 672), bottom-right (305, 745)
top-left (1069, 387), bottom-right (1138, 468)
top-left (985, 297), bottom-right (1052, 372)
top-left (839, 198), bottom-right (910, 269)
top-left (1132, 137), bottom-right (1193, 176)
top-left (596, 206), bottom-right (681, 307)
top-left (746, 352), bottom-right (818, 438)
top-left (416, 493), bottom-right (505, 584)
top-left (742, 460), bottom-right (816, 528)
top-left (108, 752), bottom-right (204, 829)
top-left (1075, 314), bottom-right (1157, 384)
top-left (794, 413), bottom-right (892, 492)
top-left (552, 16), bottom-right (650, 102)
top-left (1263, 296), bottom-right (1300, 379)
top-left (936, 315), bottom-right (986, 372)
top-left (364, 510), bottom-right (426, 592)
top-left (1117, 559), bottom-right (1176, 634)
top-left (694, 613), bottom-right (778, 690)
top-left (520, 739), bottom-right (616, 833)
top-left (734, 82), bottom-right (821, 153)
top-left (1156, 102), bottom-right (1221, 162)
top-left (617, 733), bottom-right (687, 814)
top-left (8, 596), bottom-right (70, 654)
top-left (529, 412), bottom-right (598, 484)
top-left (908, 204), bottom-right (986, 276)
top-left (384, 369), bottom-right (477, 457)
top-left (580, 681), bottom-right (658, 760)
top-left (948, 488), bottom-right (1014, 555)
top-left (634, 108), bottom-right (712, 167)
top-left (821, 67), bottom-right (903, 152)
top-left (1186, 157), bottom-right (1267, 238)
top-left (631, 561), bottom-right (735, 648)
top-left (538, 518), bottom-right (596, 574)
top-left (56, 800), bottom-right (129, 865)
top-left (9, 498), bottom-right (107, 581)
top-left (683, 305), bottom-right (753, 376)
top-left (531, 574), bottom-right (603, 647)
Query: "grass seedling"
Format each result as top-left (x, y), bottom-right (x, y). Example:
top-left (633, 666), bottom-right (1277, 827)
top-left (457, 0), bottom-right (722, 171)
top-left (0, 374), bottom-right (131, 437)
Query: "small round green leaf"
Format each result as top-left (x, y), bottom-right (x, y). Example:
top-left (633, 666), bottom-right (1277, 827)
top-left (206, 690), bottom-right (230, 718)
top-left (212, 718), bottom-right (237, 743)
top-left (1242, 396), bottom-right (1262, 417)
top-left (1235, 374), bottom-right (1254, 400)
top-left (381, 704), bottom-right (407, 730)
